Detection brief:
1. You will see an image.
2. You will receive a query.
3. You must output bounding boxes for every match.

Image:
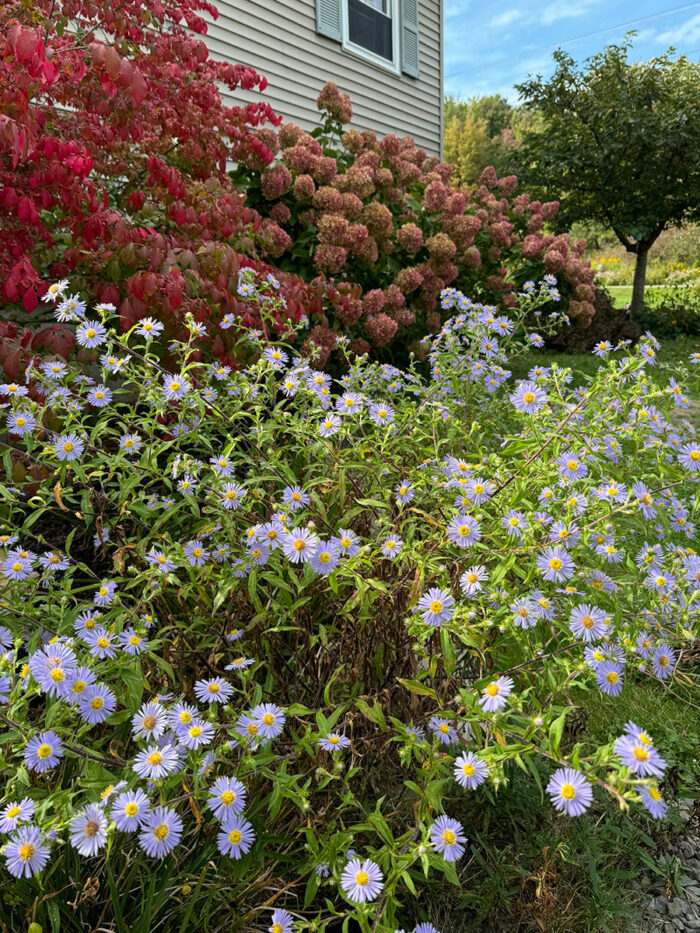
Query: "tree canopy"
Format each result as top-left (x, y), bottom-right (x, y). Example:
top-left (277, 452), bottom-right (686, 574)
top-left (513, 39), bottom-right (700, 316)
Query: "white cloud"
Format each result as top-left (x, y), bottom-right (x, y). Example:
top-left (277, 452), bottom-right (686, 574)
top-left (539, 0), bottom-right (599, 26)
top-left (657, 12), bottom-right (700, 46)
top-left (489, 9), bottom-right (522, 28)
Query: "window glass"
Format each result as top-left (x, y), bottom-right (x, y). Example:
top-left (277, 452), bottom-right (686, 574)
top-left (347, 0), bottom-right (393, 62)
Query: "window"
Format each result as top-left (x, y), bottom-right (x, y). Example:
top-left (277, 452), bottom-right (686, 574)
top-left (342, 0), bottom-right (400, 73)
top-left (315, 0), bottom-right (419, 78)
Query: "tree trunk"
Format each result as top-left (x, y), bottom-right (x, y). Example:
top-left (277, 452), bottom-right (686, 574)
top-left (629, 246), bottom-right (649, 320)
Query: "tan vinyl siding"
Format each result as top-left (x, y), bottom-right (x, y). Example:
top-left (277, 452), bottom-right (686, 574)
top-left (202, 0), bottom-right (442, 156)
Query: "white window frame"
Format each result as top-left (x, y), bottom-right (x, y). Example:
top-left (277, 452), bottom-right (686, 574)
top-left (341, 0), bottom-right (401, 75)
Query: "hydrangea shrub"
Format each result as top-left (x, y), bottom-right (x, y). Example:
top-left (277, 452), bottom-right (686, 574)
top-left (231, 83), bottom-right (596, 364)
top-left (0, 276), bottom-right (699, 929)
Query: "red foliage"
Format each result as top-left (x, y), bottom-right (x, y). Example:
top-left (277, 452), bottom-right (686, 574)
top-left (0, 0), bottom-right (320, 362)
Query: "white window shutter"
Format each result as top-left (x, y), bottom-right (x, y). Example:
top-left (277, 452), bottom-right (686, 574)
top-left (316, 0), bottom-right (342, 42)
top-left (401, 0), bottom-right (420, 77)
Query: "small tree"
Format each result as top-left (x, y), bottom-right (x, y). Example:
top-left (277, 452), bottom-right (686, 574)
top-left (515, 39), bottom-right (700, 318)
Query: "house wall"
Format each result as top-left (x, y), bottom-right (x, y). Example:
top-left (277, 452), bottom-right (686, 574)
top-left (202, 0), bottom-right (443, 156)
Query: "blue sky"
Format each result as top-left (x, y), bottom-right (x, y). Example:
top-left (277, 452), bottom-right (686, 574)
top-left (443, 1), bottom-right (700, 102)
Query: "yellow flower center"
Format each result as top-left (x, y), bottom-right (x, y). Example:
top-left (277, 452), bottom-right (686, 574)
top-left (19, 843), bottom-right (35, 861)
top-left (606, 672), bottom-right (618, 684)
top-left (442, 829), bottom-right (456, 845)
top-left (228, 829), bottom-right (242, 844)
top-left (429, 600), bottom-right (443, 613)
top-left (462, 763), bottom-right (475, 776)
top-left (262, 713), bottom-right (275, 726)
top-left (37, 744), bottom-right (52, 759)
top-left (148, 752), bottom-right (163, 766)
top-left (125, 802), bottom-right (139, 816)
top-left (549, 558), bottom-right (562, 571)
top-left (561, 783), bottom-right (576, 800)
top-left (523, 392), bottom-right (535, 404)
top-left (153, 823), bottom-right (169, 841)
top-left (634, 747), bottom-right (650, 761)
top-left (486, 683), bottom-right (499, 696)
top-left (355, 871), bottom-right (369, 886)
top-left (91, 697), bottom-right (104, 710)
top-left (221, 791), bottom-right (235, 806)
top-left (7, 806), bottom-right (21, 819)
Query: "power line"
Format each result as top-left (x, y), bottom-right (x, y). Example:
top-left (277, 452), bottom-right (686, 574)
top-left (445, 1), bottom-right (700, 80)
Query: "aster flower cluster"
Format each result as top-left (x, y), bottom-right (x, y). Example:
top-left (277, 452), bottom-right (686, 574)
top-left (0, 277), bottom-right (698, 930)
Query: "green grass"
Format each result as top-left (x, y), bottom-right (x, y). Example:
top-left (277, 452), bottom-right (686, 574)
top-left (607, 285), bottom-right (697, 309)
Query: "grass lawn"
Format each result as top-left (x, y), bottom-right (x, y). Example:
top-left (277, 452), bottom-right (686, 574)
top-left (606, 285), bottom-right (695, 309)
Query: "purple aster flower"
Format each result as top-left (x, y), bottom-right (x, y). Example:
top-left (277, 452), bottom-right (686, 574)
top-left (220, 482), bottom-right (246, 510)
top-left (4, 825), bottom-right (51, 877)
top-left (78, 683), bottom-right (116, 724)
top-left (340, 857), bottom-right (384, 903)
top-left (86, 385), bottom-right (112, 408)
top-left (177, 473), bottom-right (196, 495)
top-left (381, 536), bottom-right (403, 559)
top-left (183, 540), bottom-right (209, 567)
top-left (479, 676), bottom-right (514, 713)
top-left (546, 768), bottom-right (593, 816)
top-left (0, 797), bottom-right (34, 833)
top-left (178, 719), bottom-right (215, 750)
top-left (53, 432), bottom-right (85, 462)
top-left (430, 815), bottom-right (466, 861)
top-left (502, 510), bottom-right (527, 538)
top-left (595, 661), bottom-right (624, 697)
top-left (70, 803), bottom-right (109, 856)
top-left (596, 479), bottom-right (627, 503)
top-left (225, 656), bottom-right (255, 672)
top-left (24, 731), bottom-right (64, 772)
top-left (632, 482), bottom-right (656, 518)
top-left (537, 545), bottom-right (575, 583)
top-left (139, 806), bottom-right (183, 858)
top-left (65, 667), bottom-right (97, 703)
top-left (639, 785), bottom-right (667, 819)
top-left (368, 402), bottom-right (394, 425)
top-left (1, 555), bottom-right (33, 582)
top-left (309, 540), bottom-right (341, 575)
top-left (624, 722), bottom-right (655, 746)
top-left (678, 442), bottom-right (700, 472)
top-left (319, 413), bottom-right (341, 437)
top-left (614, 736), bottom-right (666, 777)
top-left (250, 702), bottom-right (286, 740)
top-left (207, 776), bottom-right (247, 820)
top-left (395, 482), bottom-right (415, 506)
top-left (429, 716), bottom-right (458, 745)
top-left (446, 515), bottom-right (482, 548)
top-left (280, 528), bottom-right (318, 564)
top-left (38, 551), bottom-right (69, 573)
top-left (465, 477), bottom-right (494, 504)
top-left (510, 380), bottom-right (547, 414)
top-left (162, 373), bottom-right (190, 401)
top-left (132, 701), bottom-right (168, 740)
top-left (459, 564), bottom-right (488, 597)
top-left (417, 588), bottom-right (454, 627)
top-left (132, 743), bottom-right (180, 780)
top-left (336, 391), bottom-right (364, 415)
top-left (269, 909), bottom-right (293, 933)
top-left (263, 347), bottom-right (288, 369)
top-left (111, 788), bottom-right (151, 831)
top-left (93, 581), bottom-right (117, 607)
top-left (282, 485), bottom-right (309, 511)
top-left (593, 340), bottom-right (613, 357)
top-left (84, 626), bottom-right (117, 660)
top-left (336, 528), bottom-right (360, 556)
top-left (652, 644), bottom-right (675, 679)
top-left (454, 751), bottom-right (488, 790)
top-left (569, 604), bottom-right (608, 643)
top-left (119, 434), bottom-right (141, 456)
top-left (510, 596), bottom-right (537, 629)
top-left (194, 677), bottom-right (234, 704)
top-left (7, 410), bottom-right (36, 436)
top-left (557, 451), bottom-right (588, 482)
top-left (76, 320), bottom-right (107, 348)
top-left (217, 815), bottom-right (256, 858)
top-left (146, 549), bottom-right (177, 573)
top-left (319, 733), bottom-right (351, 752)
top-left (119, 628), bottom-right (147, 656)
